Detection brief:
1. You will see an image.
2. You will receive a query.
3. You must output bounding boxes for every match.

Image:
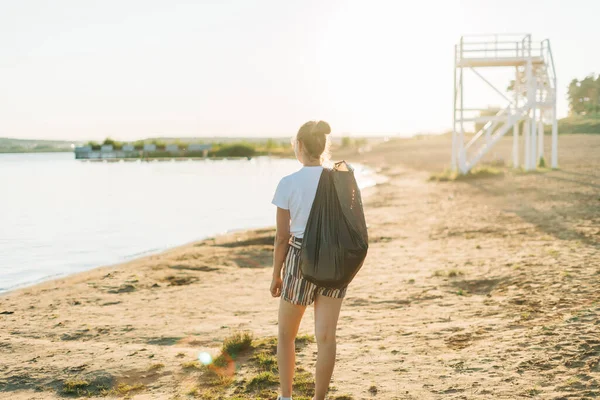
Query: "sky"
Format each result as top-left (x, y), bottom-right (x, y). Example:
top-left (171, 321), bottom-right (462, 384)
top-left (1, 0), bottom-right (599, 141)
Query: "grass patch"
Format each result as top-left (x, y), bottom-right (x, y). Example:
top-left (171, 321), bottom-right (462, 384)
top-left (448, 269), bottom-right (463, 278)
top-left (115, 382), bottom-right (145, 395)
top-left (148, 363), bottom-right (165, 371)
top-left (185, 333), bottom-right (319, 399)
top-left (541, 326), bottom-right (556, 336)
top-left (429, 169), bottom-right (458, 182)
top-left (252, 336), bottom-right (278, 354)
top-left (62, 379), bottom-right (89, 395)
top-left (186, 386), bottom-right (200, 396)
top-left (566, 377), bottom-right (580, 386)
top-left (514, 166), bottom-right (552, 175)
top-left (433, 269), bottom-right (464, 278)
top-left (292, 368), bottom-right (314, 397)
top-left (59, 374), bottom-right (115, 397)
top-left (201, 369), bottom-right (234, 387)
top-left (245, 371), bottom-right (279, 391)
top-left (551, 115), bottom-right (600, 134)
top-left (252, 351), bottom-right (277, 373)
top-left (538, 156), bottom-right (546, 168)
top-left (295, 334), bottom-right (315, 345)
top-left (181, 332), bottom-right (255, 397)
top-left (429, 166), bottom-right (503, 182)
top-left (209, 331), bottom-right (254, 370)
top-left (526, 386), bottom-right (541, 396)
top-left (222, 331), bottom-right (253, 358)
top-left (181, 360), bottom-right (203, 371)
top-left (460, 166), bottom-right (503, 180)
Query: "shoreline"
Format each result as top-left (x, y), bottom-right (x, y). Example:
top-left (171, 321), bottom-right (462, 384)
top-left (0, 158), bottom-right (385, 297)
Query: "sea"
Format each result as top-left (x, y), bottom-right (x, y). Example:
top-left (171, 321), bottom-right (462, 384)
top-left (0, 153), bottom-right (377, 293)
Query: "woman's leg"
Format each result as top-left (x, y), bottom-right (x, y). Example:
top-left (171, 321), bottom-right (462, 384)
top-left (313, 294), bottom-right (343, 400)
top-left (278, 298), bottom-right (306, 397)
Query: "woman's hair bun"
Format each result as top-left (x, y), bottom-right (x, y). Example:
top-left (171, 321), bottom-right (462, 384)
top-left (313, 120), bottom-right (331, 136)
top-left (296, 120), bottom-right (332, 162)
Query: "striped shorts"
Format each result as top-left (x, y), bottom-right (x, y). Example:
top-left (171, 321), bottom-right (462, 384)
top-left (281, 236), bottom-right (347, 306)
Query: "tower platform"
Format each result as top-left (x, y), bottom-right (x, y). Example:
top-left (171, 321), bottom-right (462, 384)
top-left (452, 34), bottom-right (558, 174)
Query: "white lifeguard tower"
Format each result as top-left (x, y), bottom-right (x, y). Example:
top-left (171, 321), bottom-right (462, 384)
top-left (452, 34), bottom-right (558, 174)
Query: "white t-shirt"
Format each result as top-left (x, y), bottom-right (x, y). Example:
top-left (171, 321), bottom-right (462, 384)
top-left (272, 166), bottom-right (323, 238)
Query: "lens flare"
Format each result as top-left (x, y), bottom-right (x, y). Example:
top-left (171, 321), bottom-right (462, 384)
top-left (198, 352), bottom-right (213, 365)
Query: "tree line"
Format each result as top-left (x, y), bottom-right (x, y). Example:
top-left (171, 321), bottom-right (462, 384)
top-left (83, 137), bottom-right (296, 158)
top-left (507, 72), bottom-right (599, 118)
top-left (503, 72), bottom-right (600, 134)
top-left (568, 74), bottom-right (600, 117)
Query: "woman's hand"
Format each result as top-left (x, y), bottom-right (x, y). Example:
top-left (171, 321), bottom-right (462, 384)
top-left (271, 207), bottom-right (290, 298)
top-left (270, 275), bottom-right (283, 297)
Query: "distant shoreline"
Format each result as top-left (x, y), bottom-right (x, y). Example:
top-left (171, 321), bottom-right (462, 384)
top-left (0, 149), bottom-right (72, 154)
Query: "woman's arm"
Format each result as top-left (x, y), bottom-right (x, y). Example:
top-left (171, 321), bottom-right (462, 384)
top-left (270, 207), bottom-right (291, 297)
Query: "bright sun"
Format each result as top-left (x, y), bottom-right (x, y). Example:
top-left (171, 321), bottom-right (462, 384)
top-left (315, 1), bottom-right (463, 135)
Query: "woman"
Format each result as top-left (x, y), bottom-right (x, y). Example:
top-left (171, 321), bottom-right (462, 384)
top-left (270, 120), bottom-right (348, 400)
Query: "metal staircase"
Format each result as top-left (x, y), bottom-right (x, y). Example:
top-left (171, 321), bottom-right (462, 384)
top-left (452, 34), bottom-right (558, 174)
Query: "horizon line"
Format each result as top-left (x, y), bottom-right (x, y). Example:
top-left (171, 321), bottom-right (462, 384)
top-left (1, 131), bottom-right (450, 143)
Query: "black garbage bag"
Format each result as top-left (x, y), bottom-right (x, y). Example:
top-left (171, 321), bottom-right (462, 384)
top-left (300, 161), bottom-right (368, 289)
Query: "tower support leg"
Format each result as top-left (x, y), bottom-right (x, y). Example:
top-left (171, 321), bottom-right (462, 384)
top-left (513, 122), bottom-right (519, 169)
top-left (538, 119), bottom-right (544, 165)
top-left (458, 66), bottom-right (466, 174)
top-left (524, 117), bottom-right (531, 171)
top-left (530, 106), bottom-right (537, 170)
top-left (452, 55), bottom-right (458, 171)
top-left (512, 66), bottom-right (520, 169)
top-left (552, 85), bottom-right (558, 169)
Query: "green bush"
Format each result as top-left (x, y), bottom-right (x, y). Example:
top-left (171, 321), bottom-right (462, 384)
top-left (211, 144), bottom-right (256, 158)
top-left (151, 140), bottom-right (166, 150)
top-left (87, 141), bottom-right (102, 151)
top-left (538, 156), bottom-right (547, 168)
top-left (102, 137), bottom-right (123, 150)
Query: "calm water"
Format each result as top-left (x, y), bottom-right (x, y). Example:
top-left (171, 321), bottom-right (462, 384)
top-left (0, 153), bottom-right (376, 293)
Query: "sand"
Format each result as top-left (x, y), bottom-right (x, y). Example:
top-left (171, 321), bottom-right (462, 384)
top-left (0, 134), bottom-right (599, 399)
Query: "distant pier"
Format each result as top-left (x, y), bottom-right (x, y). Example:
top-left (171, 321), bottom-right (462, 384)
top-left (74, 143), bottom-right (214, 161)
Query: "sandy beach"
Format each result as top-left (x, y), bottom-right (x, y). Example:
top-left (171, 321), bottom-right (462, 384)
top-left (1, 134), bottom-right (599, 399)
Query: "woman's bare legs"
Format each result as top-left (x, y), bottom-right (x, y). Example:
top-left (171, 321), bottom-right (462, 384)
top-left (313, 294), bottom-right (343, 400)
top-left (278, 298), bottom-right (307, 397)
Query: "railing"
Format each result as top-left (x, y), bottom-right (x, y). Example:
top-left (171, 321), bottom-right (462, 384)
top-left (541, 39), bottom-right (556, 89)
top-left (457, 34), bottom-right (545, 62)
